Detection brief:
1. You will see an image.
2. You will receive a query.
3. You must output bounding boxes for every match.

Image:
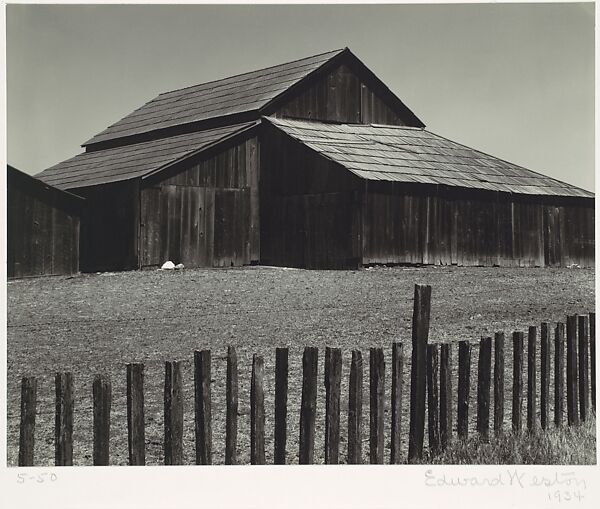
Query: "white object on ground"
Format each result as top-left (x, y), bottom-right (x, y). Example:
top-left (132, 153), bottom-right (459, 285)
top-left (175, 263), bottom-right (185, 270)
top-left (161, 261), bottom-right (175, 270)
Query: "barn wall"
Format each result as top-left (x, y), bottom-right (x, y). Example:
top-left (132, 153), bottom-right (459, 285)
top-left (272, 63), bottom-right (407, 126)
top-left (140, 136), bottom-right (259, 268)
top-left (8, 172), bottom-right (82, 278)
top-left (363, 184), bottom-right (594, 268)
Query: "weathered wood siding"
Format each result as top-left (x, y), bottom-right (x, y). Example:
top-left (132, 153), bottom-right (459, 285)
top-left (140, 136), bottom-right (259, 268)
top-left (8, 169), bottom-right (82, 278)
top-left (272, 63), bottom-right (407, 125)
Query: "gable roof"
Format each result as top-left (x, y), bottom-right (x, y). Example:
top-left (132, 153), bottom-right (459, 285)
top-left (82, 48), bottom-right (424, 148)
top-left (265, 117), bottom-right (593, 199)
top-left (36, 122), bottom-right (257, 190)
top-left (8, 164), bottom-right (85, 202)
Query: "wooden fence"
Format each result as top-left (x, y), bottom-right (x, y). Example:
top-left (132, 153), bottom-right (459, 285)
top-left (16, 285), bottom-right (596, 466)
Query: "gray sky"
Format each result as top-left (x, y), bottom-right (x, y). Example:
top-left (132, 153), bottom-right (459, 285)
top-left (6, 2), bottom-right (595, 191)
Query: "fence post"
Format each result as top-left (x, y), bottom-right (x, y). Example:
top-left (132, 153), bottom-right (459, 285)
top-left (527, 326), bottom-right (537, 432)
top-left (590, 313), bottom-right (596, 413)
top-left (578, 315), bottom-right (590, 422)
top-left (251, 354), bottom-right (265, 465)
top-left (55, 372), bottom-right (74, 466)
top-left (408, 284), bottom-right (432, 462)
top-left (274, 347), bottom-right (288, 465)
top-left (540, 323), bottom-right (550, 430)
top-left (325, 347), bottom-right (342, 465)
top-left (225, 346), bottom-right (238, 465)
top-left (512, 332), bottom-right (524, 433)
top-left (164, 360), bottom-right (183, 465)
top-left (126, 363), bottom-right (145, 466)
top-left (19, 376), bottom-right (37, 467)
top-left (440, 344), bottom-right (452, 450)
top-left (457, 341), bottom-right (471, 439)
top-left (391, 342), bottom-right (404, 463)
top-left (348, 350), bottom-right (363, 465)
top-left (194, 350), bottom-right (212, 464)
top-left (370, 347), bottom-right (385, 464)
top-left (477, 337), bottom-right (492, 439)
top-left (427, 344), bottom-right (440, 455)
top-left (493, 332), bottom-right (505, 435)
top-left (299, 346), bottom-right (318, 464)
top-left (93, 375), bottom-right (111, 466)
top-left (566, 316), bottom-right (580, 426)
top-left (555, 323), bottom-right (565, 427)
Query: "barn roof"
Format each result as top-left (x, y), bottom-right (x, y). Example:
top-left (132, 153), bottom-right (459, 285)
top-left (265, 117), bottom-right (593, 199)
top-left (36, 122), bottom-right (257, 190)
top-left (82, 48), bottom-right (424, 148)
top-left (8, 165), bottom-right (85, 202)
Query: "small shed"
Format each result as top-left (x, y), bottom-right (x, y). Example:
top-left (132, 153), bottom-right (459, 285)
top-left (7, 165), bottom-right (84, 278)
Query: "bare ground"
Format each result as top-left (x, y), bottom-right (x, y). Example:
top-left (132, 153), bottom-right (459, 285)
top-left (5, 265), bottom-right (596, 465)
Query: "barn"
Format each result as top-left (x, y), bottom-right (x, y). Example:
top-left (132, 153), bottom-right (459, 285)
top-left (7, 165), bottom-right (84, 278)
top-left (35, 47), bottom-right (594, 271)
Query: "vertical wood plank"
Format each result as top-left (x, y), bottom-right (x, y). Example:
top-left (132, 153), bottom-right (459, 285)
top-left (391, 342), bottom-right (404, 463)
top-left (126, 363), bottom-right (145, 466)
top-left (274, 347), bottom-right (288, 465)
top-left (324, 347), bottom-right (342, 464)
top-left (457, 341), bottom-right (471, 439)
top-left (440, 343), bottom-right (452, 450)
top-left (512, 332), bottom-right (524, 433)
top-left (477, 337), bottom-right (492, 438)
top-left (19, 376), bottom-right (37, 467)
top-left (225, 346), bottom-right (238, 465)
top-left (527, 326), bottom-right (537, 432)
top-left (251, 354), bottom-right (265, 465)
top-left (369, 347), bottom-right (385, 464)
top-left (590, 313), bottom-right (596, 413)
top-left (55, 372), bottom-right (74, 466)
top-left (427, 344), bottom-right (440, 455)
top-left (347, 350), bottom-right (363, 465)
top-left (566, 315), bottom-right (580, 426)
top-left (164, 360), bottom-right (183, 465)
top-left (194, 350), bottom-right (212, 464)
top-left (578, 315), bottom-right (590, 422)
top-left (555, 323), bottom-right (565, 427)
top-left (493, 332), bottom-right (505, 435)
top-left (540, 323), bottom-right (550, 430)
top-left (93, 375), bottom-right (111, 466)
top-left (299, 347), bottom-right (318, 464)
top-left (408, 284), bottom-right (432, 462)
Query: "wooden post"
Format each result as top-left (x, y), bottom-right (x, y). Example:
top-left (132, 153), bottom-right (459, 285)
top-left (540, 323), bottom-right (550, 430)
top-left (324, 347), bottom-right (342, 465)
top-left (457, 341), bottom-right (471, 439)
top-left (426, 344), bottom-right (440, 455)
top-left (194, 350), bottom-right (212, 464)
top-left (55, 372), bottom-right (74, 466)
top-left (299, 346), bottom-right (318, 464)
top-left (164, 360), bottom-right (183, 465)
top-left (477, 337), bottom-right (492, 438)
top-left (493, 332), bottom-right (505, 435)
top-left (527, 326), bottom-right (537, 432)
top-left (554, 323), bottom-right (565, 427)
top-left (251, 354), bottom-right (265, 465)
top-left (225, 346), bottom-right (238, 465)
top-left (369, 347), bottom-right (385, 464)
top-left (408, 284), bottom-right (432, 462)
top-left (274, 347), bottom-right (288, 465)
top-left (347, 350), bottom-right (363, 465)
top-left (578, 315), bottom-right (590, 422)
top-left (126, 363), bottom-right (145, 466)
top-left (391, 342), bottom-right (404, 463)
top-left (512, 332), bottom-right (524, 433)
top-left (93, 375), bottom-right (111, 466)
top-left (590, 313), bottom-right (596, 413)
top-left (440, 344), bottom-right (452, 450)
top-left (566, 316), bottom-right (579, 426)
top-left (19, 376), bottom-right (37, 467)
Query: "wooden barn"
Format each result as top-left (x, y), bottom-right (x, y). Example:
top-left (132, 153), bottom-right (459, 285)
top-left (7, 165), bottom-right (84, 278)
top-left (35, 48), bottom-right (594, 271)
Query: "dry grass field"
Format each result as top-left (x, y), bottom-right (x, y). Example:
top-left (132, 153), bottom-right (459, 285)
top-left (6, 265), bottom-right (596, 465)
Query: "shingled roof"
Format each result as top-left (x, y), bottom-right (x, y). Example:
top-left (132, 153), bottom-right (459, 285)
top-left (265, 117), bottom-right (593, 199)
top-left (37, 122), bottom-right (257, 190)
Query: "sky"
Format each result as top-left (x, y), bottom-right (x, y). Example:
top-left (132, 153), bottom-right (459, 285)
top-left (5, 2), bottom-right (596, 192)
